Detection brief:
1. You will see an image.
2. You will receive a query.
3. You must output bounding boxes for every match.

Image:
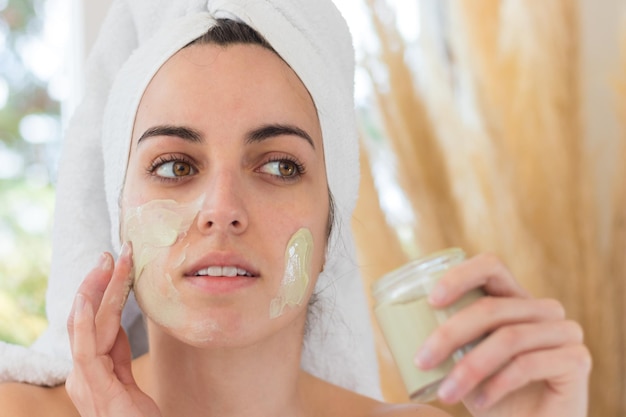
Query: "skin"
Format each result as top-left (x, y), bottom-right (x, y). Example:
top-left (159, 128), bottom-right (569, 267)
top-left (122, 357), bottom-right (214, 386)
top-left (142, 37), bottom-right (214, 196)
top-left (0, 43), bottom-right (591, 417)
top-left (119, 44), bottom-right (329, 350)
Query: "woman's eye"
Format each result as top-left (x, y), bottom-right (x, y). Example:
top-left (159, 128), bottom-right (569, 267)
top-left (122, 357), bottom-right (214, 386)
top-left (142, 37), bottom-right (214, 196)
top-left (261, 160), bottom-right (301, 179)
top-left (155, 161), bottom-right (194, 178)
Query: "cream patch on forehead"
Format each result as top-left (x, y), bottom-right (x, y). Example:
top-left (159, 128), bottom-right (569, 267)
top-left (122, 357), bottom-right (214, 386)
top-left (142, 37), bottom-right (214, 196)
top-left (269, 228), bottom-right (314, 319)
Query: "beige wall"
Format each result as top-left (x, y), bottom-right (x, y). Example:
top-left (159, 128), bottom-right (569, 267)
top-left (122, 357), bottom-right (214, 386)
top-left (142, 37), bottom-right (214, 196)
top-left (579, 0), bottom-right (623, 244)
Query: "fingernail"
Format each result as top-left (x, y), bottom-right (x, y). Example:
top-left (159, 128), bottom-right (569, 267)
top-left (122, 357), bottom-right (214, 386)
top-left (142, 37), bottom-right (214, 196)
top-left (429, 285), bottom-right (447, 305)
top-left (74, 294), bottom-right (85, 316)
top-left (122, 242), bottom-right (135, 280)
top-left (122, 241), bottom-right (133, 265)
top-left (438, 376), bottom-right (459, 402)
top-left (98, 253), bottom-right (112, 271)
top-left (414, 344), bottom-right (434, 369)
top-left (121, 242), bottom-right (130, 256)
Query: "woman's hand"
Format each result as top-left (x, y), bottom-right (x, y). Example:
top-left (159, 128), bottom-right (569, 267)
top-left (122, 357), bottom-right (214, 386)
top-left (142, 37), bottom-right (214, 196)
top-left (66, 243), bottom-right (162, 417)
top-left (414, 253), bottom-right (591, 417)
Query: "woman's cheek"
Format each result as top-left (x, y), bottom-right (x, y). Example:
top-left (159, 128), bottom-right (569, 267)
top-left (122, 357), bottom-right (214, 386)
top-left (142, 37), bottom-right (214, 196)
top-left (121, 197), bottom-right (204, 335)
top-left (122, 197), bottom-right (204, 282)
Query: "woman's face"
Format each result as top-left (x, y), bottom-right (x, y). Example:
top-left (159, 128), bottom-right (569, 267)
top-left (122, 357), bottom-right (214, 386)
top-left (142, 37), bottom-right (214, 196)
top-left (121, 42), bottom-right (329, 348)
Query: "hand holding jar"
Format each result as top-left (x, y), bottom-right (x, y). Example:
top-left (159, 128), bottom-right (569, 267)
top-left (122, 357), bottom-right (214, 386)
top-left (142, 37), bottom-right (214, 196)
top-left (373, 249), bottom-right (591, 416)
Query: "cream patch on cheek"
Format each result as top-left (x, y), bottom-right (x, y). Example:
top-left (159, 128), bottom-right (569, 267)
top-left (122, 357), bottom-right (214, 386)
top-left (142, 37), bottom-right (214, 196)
top-left (269, 228), bottom-right (314, 319)
top-left (123, 198), bottom-right (203, 283)
top-left (122, 196), bottom-right (217, 340)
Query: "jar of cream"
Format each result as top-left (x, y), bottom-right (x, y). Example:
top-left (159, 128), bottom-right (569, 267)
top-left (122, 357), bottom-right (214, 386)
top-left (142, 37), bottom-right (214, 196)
top-left (372, 248), bottom-right (484, 402)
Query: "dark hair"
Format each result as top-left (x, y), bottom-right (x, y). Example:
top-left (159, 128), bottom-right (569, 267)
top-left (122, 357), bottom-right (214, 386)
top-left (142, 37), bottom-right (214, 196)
top-left (186, 19), bottom-right (274, 50)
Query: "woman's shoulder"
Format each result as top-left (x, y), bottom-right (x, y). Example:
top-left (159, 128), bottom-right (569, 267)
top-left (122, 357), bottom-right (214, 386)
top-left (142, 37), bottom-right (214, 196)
top-left (369, 402), bottom-right (453, 417)
top-left (0, 382), bottom-right (78, 417)
top-left (301, 372), bottom-right (451, 417)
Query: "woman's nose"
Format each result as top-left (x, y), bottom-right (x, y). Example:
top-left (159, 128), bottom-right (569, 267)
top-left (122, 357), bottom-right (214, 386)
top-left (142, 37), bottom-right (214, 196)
top-left (195, 173), bottom-right (248, 235)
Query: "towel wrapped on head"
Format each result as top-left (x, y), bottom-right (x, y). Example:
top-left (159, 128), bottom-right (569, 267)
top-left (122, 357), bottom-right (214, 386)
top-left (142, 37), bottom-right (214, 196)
top-left (0, 0), bottom-right (381, 399)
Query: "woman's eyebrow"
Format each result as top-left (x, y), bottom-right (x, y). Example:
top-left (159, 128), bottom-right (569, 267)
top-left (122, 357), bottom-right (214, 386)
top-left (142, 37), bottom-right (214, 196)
top-left (137, 125), bottom-right (203, 145)
top-left (246, 124), bottom-right (315, 150)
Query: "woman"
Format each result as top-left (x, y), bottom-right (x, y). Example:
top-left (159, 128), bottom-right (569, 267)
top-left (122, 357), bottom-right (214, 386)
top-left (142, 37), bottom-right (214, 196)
top-left (0, 1), bottom-right (590, 416)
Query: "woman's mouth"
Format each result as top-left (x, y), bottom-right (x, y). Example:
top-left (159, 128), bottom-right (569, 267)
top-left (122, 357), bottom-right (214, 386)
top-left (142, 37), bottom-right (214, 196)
top-left (193, 266), bottom-right (255, 278)
top-left (184, 266), bottom-right (259, 294)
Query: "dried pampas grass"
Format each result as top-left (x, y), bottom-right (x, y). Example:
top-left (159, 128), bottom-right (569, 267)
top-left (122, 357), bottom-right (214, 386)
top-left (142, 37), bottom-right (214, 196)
top-left (361, 0), bottom-right (469, 255)
top-left (354, 1), bottom-right (626, 416)
top-left (611, 9), bottom-right (626, 410)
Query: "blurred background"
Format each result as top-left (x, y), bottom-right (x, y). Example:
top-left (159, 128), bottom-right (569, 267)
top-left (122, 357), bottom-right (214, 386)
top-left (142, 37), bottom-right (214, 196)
top-left (0, 0), bottom-right (68, 346)
top-left (0, 0), bottom-right (624, 416)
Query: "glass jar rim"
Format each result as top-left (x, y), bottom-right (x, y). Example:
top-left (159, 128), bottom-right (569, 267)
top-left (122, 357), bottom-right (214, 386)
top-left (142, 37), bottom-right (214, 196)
top-left (371, 247), bottom-right (466, 300)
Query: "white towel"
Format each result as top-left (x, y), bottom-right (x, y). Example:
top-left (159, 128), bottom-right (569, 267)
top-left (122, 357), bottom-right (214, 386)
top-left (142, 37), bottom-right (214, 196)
top-left (0, 0), bottom-right (382, 399)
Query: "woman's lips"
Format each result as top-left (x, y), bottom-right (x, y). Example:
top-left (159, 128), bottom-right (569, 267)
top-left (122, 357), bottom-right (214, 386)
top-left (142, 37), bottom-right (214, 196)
top-left (192, 265), bottom-right (255, 277)
top-left (183, 273), bottom-right (259, 294)
top-left (182, 253), bottom-right (260, 294)
top-left (184, 252), bottom-right (260, 278)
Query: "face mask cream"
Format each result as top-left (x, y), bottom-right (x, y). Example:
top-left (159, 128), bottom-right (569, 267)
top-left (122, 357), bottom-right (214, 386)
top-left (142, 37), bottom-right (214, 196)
top-left (123, 198), bottom-right (203, 283)
top-left (122, 197), bottom-right (224, 343)
top-left (269, 227), bottom-right (314, 318)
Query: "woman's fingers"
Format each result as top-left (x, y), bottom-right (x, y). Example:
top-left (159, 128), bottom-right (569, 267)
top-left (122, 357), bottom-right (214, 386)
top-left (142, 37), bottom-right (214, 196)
top-left (415, 297), bottom-right (566, 367)
top-left (67, 278), bottom-right (136, 411)
top-left (67, 277), bottom-right (105, 409)
top-left (67, 292), bottom-right (117, 404)
top-left (66, 243), bottom-right (157, 416)
top-left (68, 242), bottom-right (133, 363)
top-left (434, 319), bottom-right (586, 404)
top-left (95, 242), bottom-right (134, 355)
top-left (429, 253), bottom-right (530, 307)
top-left (69, 294), bottom-right (97, 361)
top-left (67, 253), bottom-right (114, 347)
top-left (417, 252), bottom-right (591, 414)
top-left (109, 327), bottom-right (137, 386)
top-left (469, 344), bottom-right (592, 411)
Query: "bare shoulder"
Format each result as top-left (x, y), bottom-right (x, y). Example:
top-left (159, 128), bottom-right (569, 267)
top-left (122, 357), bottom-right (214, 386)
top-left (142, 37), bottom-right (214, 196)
top-left (300, 372), bottom-right (451, 417)
top-left (369, 402), bottom-right (453, 417)
top-left (0, 382), bottom-right (78, 417)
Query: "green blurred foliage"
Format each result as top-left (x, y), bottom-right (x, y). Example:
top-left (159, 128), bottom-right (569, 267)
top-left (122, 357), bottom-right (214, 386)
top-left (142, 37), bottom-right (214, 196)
top-left (0, 0), bottom-right (59, 346)
top-left (0, 179), bottom-right (52, 345)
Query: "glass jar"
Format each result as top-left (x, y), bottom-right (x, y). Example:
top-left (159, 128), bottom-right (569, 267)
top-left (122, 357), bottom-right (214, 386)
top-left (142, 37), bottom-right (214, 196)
top-left (372, 248), bottom-right (484, 402)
